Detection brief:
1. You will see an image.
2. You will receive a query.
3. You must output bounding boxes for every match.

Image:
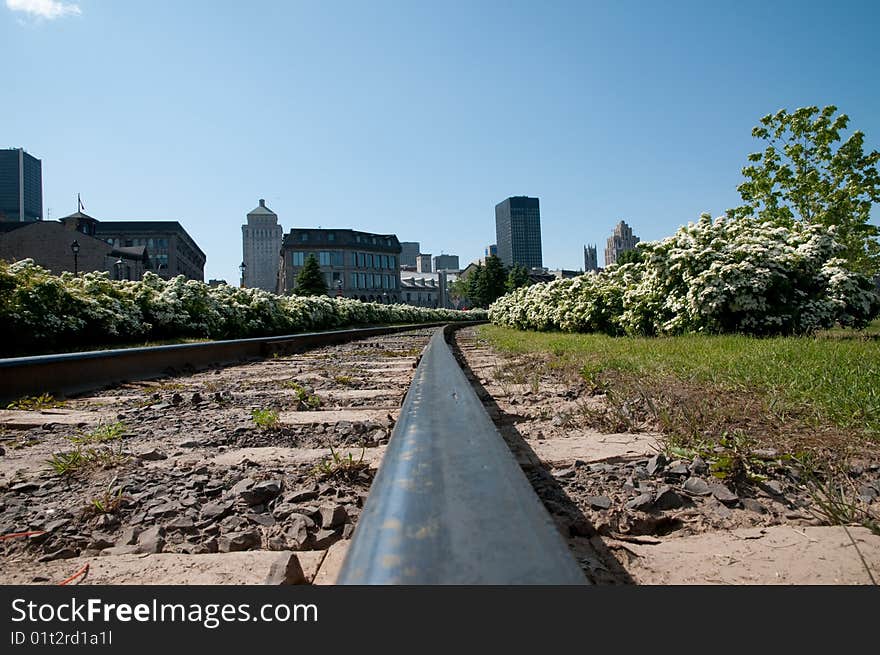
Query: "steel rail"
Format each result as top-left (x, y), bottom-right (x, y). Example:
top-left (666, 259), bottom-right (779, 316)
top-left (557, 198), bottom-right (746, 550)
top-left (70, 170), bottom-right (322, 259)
top-left (337, 326), bottom-right (588, 584)
top-left (0, 322), bottom-right (477, 404)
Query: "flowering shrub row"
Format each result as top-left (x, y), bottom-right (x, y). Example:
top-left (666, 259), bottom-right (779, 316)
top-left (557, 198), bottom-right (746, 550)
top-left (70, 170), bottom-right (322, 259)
top-left (0, 260), bottom-right (486, 356)
top-left (489, 215), bottom-right (880, 336)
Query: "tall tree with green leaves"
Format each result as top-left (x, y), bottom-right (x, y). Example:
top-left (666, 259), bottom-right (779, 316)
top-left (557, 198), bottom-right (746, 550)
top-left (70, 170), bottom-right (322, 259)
top-left (506, 264), bottom-right (530, 292)
top-left (293, 254), bottom-right (328, 296)
top-left (465, 263), bottom-right (486, 307)
top-left (730, 105), bottom-right (880, 275)
top-left (482, 255), bottom-right (508, 306)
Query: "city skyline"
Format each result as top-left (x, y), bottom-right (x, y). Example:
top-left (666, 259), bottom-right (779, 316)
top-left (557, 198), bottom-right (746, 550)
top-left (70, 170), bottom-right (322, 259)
top-left (4, 2), bottom-right (879, 284)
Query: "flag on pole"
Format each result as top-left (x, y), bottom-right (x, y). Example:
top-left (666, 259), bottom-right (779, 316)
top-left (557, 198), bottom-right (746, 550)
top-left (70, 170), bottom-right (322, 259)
top-left (78, 194), bottom-right (84, 212)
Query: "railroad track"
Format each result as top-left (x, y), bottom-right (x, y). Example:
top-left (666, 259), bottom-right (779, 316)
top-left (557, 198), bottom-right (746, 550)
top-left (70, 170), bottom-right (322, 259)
top-left (0, 322), bottom-right (585, 585)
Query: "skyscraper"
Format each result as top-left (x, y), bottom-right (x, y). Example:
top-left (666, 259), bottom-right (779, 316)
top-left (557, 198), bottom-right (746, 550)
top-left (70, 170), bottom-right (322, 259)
top-left (0, 148), bottom-right (42, 222)
top-left (495, 196), bottom-right (542, 269)
top-left (583, 244), bottom-right (598, 272)
top-left (604, 221), bottom-right (640, 266)
top-left (242, 199), bottom-right (283, 292)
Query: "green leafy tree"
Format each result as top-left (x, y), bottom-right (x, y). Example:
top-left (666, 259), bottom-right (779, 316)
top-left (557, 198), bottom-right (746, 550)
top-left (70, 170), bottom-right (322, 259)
top-left (293, 254), bottom-right (328, 296)
top-left (465, 263), bottom-right (487, 307)
top-left (506, 264), bottom-right (530, 293)
top-left (614, 247), bottom-right (644, 266)
top-left (482, 255), bottom-right (508, 305)
top-left (730, 105), bottom-right (880, 275)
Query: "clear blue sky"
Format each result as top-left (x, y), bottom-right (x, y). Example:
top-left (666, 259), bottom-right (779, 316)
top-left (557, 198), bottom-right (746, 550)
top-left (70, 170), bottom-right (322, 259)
top-left (4, 0), bottom-right (879, 283)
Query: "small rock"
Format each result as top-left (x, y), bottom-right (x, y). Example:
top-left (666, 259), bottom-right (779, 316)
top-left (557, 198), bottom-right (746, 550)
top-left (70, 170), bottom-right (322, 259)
top-left (88, 534), bottom-right (115, 550)
top-left (683, 477), bottom-right (711, 496)
top-left (191, 392), bottom-right (203, 404)
top-left (285, 487), bottom-right (318, 503)
top-left (709, 483), bottom-right (739, 506)
top-left (587, 495), bottom-right (612, 510)
top-left (101, 545), bottom-right (141, 556)
top-left (646, 454), bottom-right (667, 476)
top-left (666, 461), bottom-right (689, 476)
top-left (654, 486), bottom-right (684, 510)
top-left (319, 504), bottom-right (349, 529)
top-left (690, 455), bottom-right (708, 475)
top-left (10, 482), bottom-right (40, 493)
top-left (312, 527), bottom-right (342, 549)
top-left (137, 526), bottom-right (166, 554)
top-left (553, 467), bottom-right (576, 479)
top-left (38, 548), bottom-right (78, 562)
top-left (117, 526), bottom-right (141, 546)
top-left (625, 493), bottom-right (653, 512)
top-left (632, 466), bottom-right (649, 480)
top-left (742, 498), bottom-right (767, 514)
top-left (342, 523), bottom-right (355, 539)
top-left (171, 392), bottom-right (183, 405)
top-left (201, 500), bottom-right (233, 521)
top-left (247, 513), bottom-right (276, 528)
top-left (240, 480), bottom-right (282, 505)
top-left (264, 552), bottom-right (307, 585)
top-left (137, 448), bottom-right (168, 461)
top-left (166, 517), bottom-right (197, 533)
top-left (763, 480), bottom-right (785, 496)
top-left (218, 529), bottom-right (262, 553)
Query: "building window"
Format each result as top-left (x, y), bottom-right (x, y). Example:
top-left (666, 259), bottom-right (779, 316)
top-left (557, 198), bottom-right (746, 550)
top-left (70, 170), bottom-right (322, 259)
top-left (292, 252), bottom-right (305, 266)
top-left (327, 233), bottom-right (335, 241)
top-left (359, 273), bottom-right (366, 288)
top-left (319, 251), bottom-right (331, 266)
top-left (332, 251), bottom-right (344, 266)
top-left (357, 253), bottom-right (365, 268)
top-left (300, 233), bottom-right (308, 242)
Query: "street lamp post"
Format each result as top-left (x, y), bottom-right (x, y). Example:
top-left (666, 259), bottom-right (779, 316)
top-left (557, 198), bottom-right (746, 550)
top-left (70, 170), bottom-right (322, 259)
top-left (70, 240), bottom-right (80, 275)
top-left (114, 258), bottom-right (124, 281)
top-left (239, 262), bottom-right (247, 288)
top-left (336, 280), bottom-right (343, 297)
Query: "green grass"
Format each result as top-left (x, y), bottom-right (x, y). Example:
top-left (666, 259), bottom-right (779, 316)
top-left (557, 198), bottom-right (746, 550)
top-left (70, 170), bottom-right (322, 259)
top-left (6, 393), bottom-right (65, 411)
top-left (251, 408), bottom-right (280, 429)
top-left (68, 421), bottom-right (126, 445)
top-left (479, 323), bottom-right (880, 439)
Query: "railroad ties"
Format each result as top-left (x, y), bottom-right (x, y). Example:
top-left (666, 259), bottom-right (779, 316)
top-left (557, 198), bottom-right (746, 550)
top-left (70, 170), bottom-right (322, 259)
top-left (0, 324), bottom-right (588, 584)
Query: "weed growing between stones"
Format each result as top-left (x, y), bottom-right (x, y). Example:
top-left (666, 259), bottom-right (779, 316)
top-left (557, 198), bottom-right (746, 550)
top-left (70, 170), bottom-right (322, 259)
top-left (251, 408), bottom-right (280, 429)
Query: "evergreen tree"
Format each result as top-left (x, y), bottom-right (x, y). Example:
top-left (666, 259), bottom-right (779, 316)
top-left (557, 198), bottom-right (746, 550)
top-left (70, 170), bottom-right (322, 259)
top-left (293, 254), bottom-right (328, 296)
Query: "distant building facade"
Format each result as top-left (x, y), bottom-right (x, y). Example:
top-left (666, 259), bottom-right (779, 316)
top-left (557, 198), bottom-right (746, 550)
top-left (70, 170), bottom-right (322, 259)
top-left (584, 244), bottom-right (598, 272)
top-left (95, 221), bottom-right (206, 281)
top-left (416, 253), bottom-right (432, 273)
top-left (279, 228), bottom-right (402, 301)
top-left (604, 220), bottom-right (640, 267)
top-left (242, 199), bottom-right (282, 292)
top-left (433, 254), bottom-right (459, 271)
top-left (495, 196), bottom-right (542, 269)
top-left (0, 148), bottom-right (42, 222)
top-left (0, 211), bottom-right (147, 279)
top-left (484, 244), bottom-right (497, 258)
top-left (399, 242), bottom-right (420, 268)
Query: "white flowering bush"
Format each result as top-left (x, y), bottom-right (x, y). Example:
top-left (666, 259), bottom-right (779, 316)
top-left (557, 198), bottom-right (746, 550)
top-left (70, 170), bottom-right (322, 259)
top-left (490, 215), bottom-right (880, 336)
top-left (0, 260), bottom-right (486, 355)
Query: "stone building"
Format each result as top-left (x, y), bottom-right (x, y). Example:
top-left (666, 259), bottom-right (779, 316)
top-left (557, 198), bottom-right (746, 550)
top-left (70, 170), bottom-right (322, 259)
top-left (241, 199), bottom-right (283, 292)
top-left (95, 220), bottom-right (205, 281)
top-left (583, 244), bottom-right (598, 272)
top-left (604, 220), bottom-right (640, 267)
top-left (0, 211), bottom-right (147, 279)
top-left (279, 228), bottom-right (402, 301)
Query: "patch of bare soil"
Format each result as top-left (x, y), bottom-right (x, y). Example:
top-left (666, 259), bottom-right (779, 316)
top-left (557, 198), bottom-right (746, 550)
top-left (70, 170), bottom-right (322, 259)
top-left (453, 327), bottom-right (880, 585)
top-left (0, 329), bottom-right (433, 585)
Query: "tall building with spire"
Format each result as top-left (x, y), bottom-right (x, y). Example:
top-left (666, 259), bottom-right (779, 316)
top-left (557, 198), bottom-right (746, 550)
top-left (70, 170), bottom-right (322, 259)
top-left (242, 199), bottom-right (282, 292)
top-left (583, 244), bottom-right (598, 272)
top-left (604, 220), bottom-right (640, 267)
